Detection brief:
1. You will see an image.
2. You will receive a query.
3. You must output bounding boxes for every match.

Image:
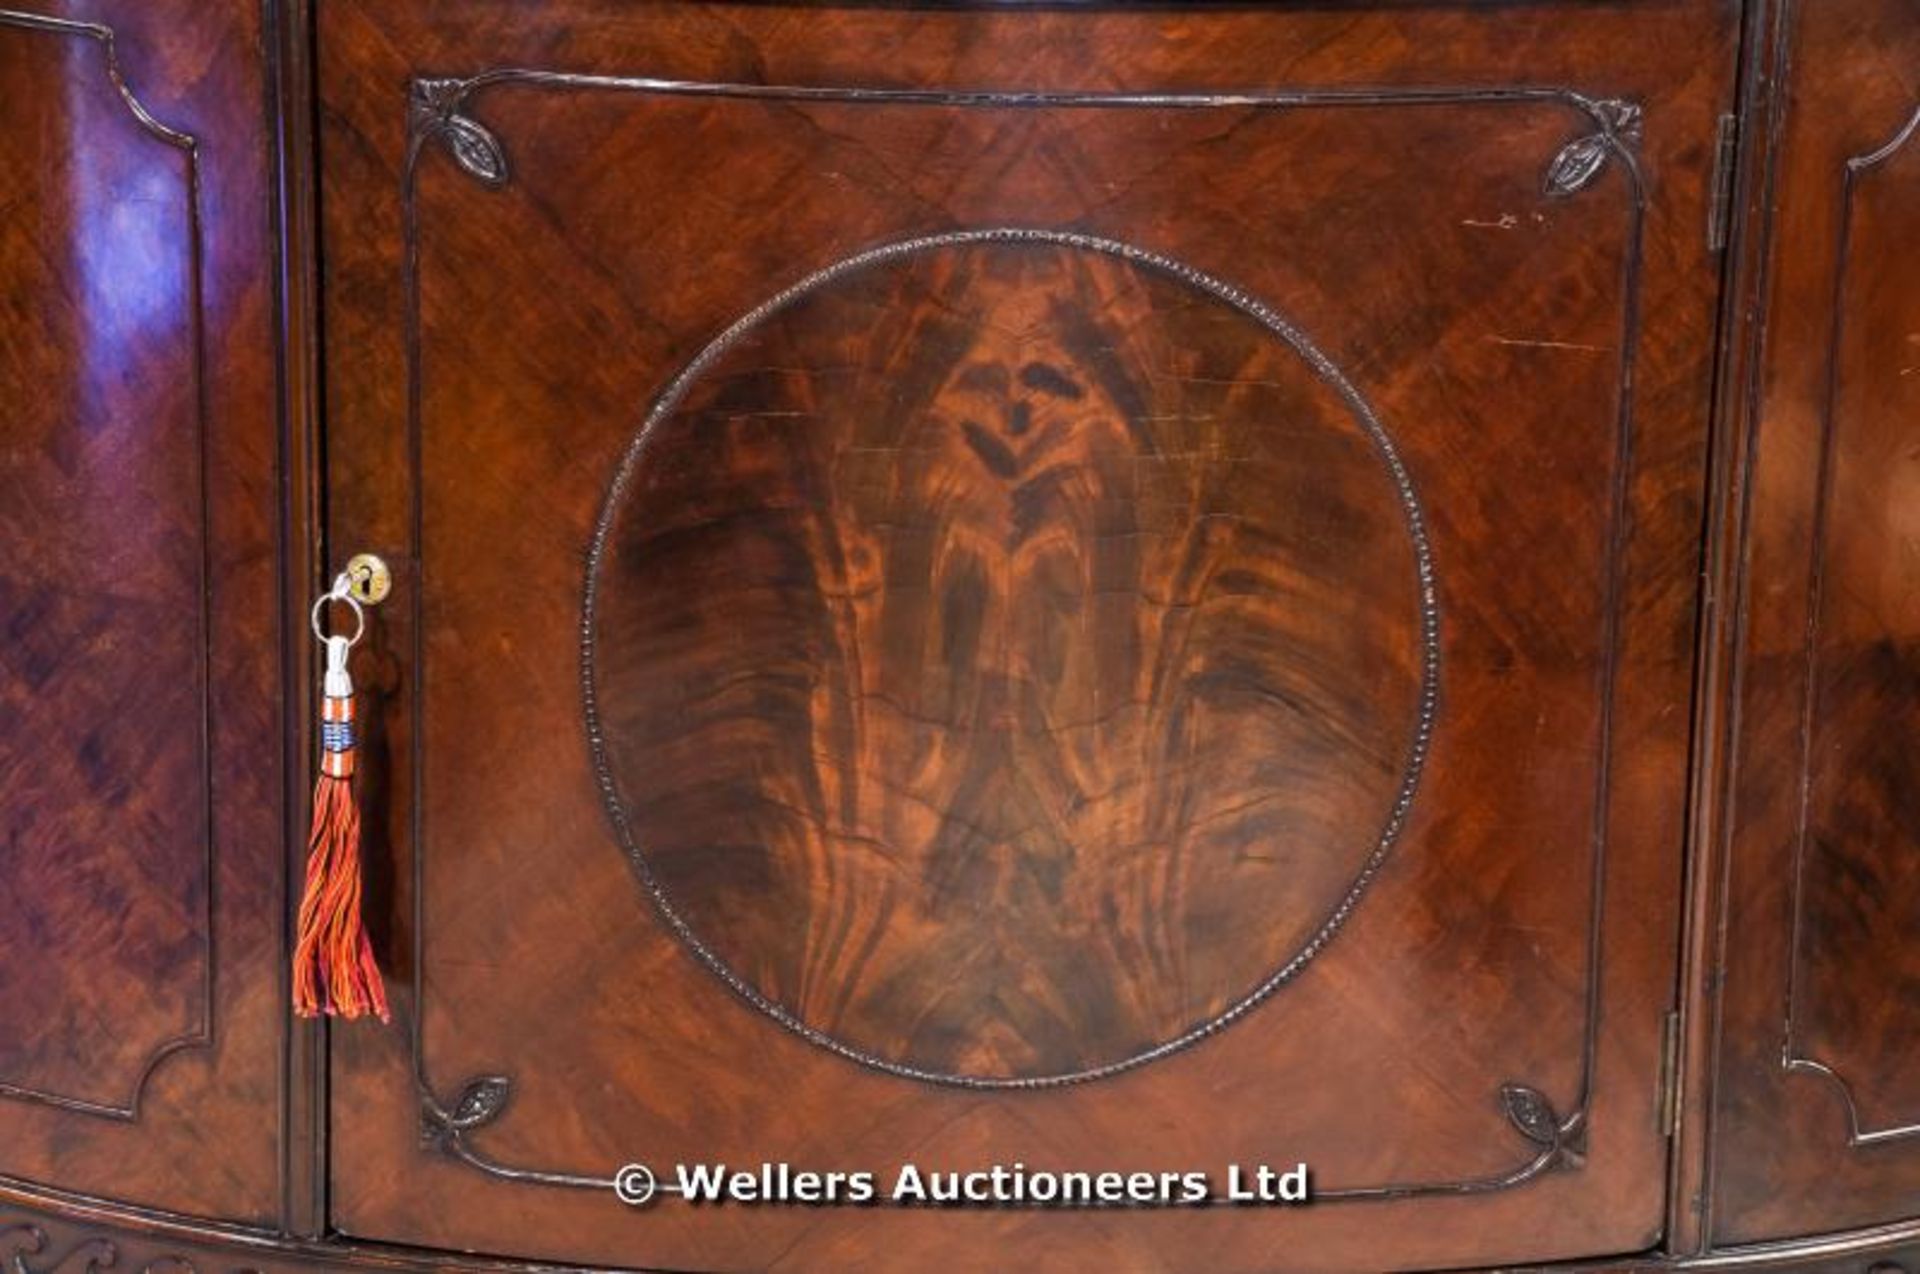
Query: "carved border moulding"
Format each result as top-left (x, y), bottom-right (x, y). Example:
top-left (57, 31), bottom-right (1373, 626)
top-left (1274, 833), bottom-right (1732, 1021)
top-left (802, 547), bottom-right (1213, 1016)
top-left (400, 70), bottom-right (1647, 1203)
top-left (409, 72), bottom-right (1644, 203)
top-left (19, 1201), bottom-right (1920, 1272)
top-left (1782, 98), bottom-right (1920, 1148)
top-left (0, 10), bottom-right (216, 1122)
top-left (0, 1222), bottom-right (210, 1274)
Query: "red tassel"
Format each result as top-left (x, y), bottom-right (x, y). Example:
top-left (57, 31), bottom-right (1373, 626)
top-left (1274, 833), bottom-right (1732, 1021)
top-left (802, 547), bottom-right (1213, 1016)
top-left (292, 634), bottom-right (389, 1022)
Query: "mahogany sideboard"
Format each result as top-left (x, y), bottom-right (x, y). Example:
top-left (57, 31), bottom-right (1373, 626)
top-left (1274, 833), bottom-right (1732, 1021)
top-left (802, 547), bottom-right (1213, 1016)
top-left (1, 1), bottom-right (1917, 1269)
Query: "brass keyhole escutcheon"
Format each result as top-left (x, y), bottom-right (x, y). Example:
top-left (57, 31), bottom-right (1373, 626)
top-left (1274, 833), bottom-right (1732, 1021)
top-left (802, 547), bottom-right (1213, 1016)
top-left (343, 553), bottom-right (393, 606)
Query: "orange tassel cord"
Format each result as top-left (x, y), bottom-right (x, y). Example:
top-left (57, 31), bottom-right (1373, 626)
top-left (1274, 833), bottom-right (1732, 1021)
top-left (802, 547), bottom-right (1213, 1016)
top-left (292, 621), bottom-right (390, 1022)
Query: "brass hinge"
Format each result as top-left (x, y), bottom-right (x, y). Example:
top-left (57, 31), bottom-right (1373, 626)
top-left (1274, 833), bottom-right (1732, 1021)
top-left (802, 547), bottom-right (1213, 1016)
top-left (1707, 113), bottom-right (1739, 252)
top-left (1659, 1009), bottom-right (1683, 1137)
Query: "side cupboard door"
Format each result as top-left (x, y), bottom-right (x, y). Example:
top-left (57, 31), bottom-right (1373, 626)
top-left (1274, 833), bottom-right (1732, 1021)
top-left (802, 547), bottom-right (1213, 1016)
top-left (1695, 0), bottom-right (1920, 1248)
top-left (0, 0), bottom-right (285, 1225)
top-left (317, 3), bottom-right (1736, 1270)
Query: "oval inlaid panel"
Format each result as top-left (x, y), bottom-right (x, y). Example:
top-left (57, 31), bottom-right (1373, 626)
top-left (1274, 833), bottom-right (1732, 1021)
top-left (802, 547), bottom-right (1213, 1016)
top-left (586, 229), bottom-right (1435, 1086)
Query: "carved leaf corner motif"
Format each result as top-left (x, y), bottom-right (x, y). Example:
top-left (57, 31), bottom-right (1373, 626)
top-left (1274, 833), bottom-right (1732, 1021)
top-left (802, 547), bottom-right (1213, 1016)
top-left (1543, 98), bottom-right (1641, 199)
top-left (1597, 99), bottom-right (1643, 143)
top-left (409, 78), bottom-right (509, 188)
top-left (422, 1074), bottom-right (515, 1161)
top-left (448, 1074), bottom-right (512, 1129)
top-left (441, 115), bottom-right (509, 187)
top-left (1499, 1082), bottom-right (1562, 1147)
top-left (1544, 135), bottom-right (1612, 197)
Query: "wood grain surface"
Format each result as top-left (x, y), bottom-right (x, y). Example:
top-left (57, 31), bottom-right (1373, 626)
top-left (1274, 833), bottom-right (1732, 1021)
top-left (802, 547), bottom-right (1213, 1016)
top-left (314, 1), bottom-right (1738, 1269)
top-left (0, 7), bottom-right (208, 1115)
top-left (0, 0), bottom-right (286, 1224)
top-left (591, 233), bottom-right (1427, 1084)
top-left (1697, 0), bottom-right (1920, 1245)
top-left (1792, 91), bottom-right (1920, 1138)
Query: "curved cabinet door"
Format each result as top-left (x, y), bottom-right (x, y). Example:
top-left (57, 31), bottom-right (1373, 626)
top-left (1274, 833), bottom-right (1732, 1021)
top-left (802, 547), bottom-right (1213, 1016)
top-left (1698, 0), bottom-right (1920, 1246)
top-left (0, 1), bottom-right (285, 1223)
top-left (317, 3), bottom-right (1736, 1269)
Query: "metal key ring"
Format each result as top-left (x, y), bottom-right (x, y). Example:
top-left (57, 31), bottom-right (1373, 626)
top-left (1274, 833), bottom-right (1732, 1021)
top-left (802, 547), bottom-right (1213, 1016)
top-left (311, 578), bottom-right (366, 647)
